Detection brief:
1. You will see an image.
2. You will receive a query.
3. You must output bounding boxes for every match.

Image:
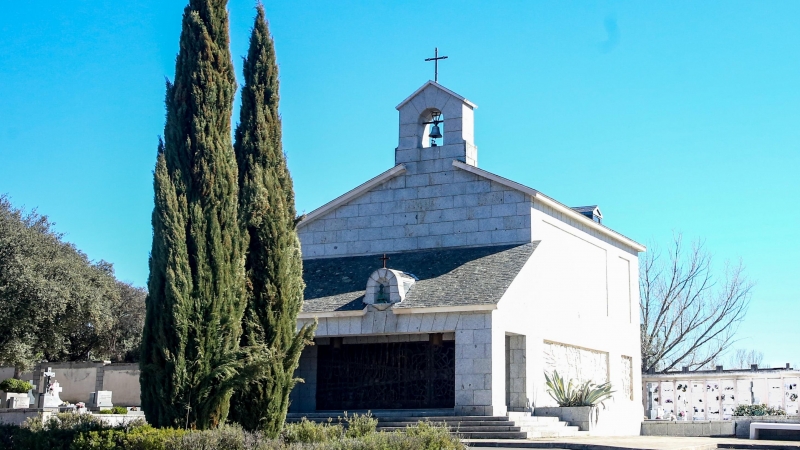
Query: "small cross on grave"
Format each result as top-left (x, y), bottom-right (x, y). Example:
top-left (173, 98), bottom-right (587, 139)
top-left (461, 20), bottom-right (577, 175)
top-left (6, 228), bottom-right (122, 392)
top-left (380, 254), bottom-right (389, 269)
top-left (49, 381), bottom-right (62, 397)
top-left (43, 367), bottom-right (55, 395)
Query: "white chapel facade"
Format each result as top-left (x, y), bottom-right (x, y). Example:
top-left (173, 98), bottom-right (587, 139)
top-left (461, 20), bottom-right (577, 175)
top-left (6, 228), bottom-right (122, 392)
top-left (290, 81), bottom-right (645, 433)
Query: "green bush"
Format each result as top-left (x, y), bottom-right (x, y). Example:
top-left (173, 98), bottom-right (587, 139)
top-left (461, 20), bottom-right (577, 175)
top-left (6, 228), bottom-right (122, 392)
top-left (282, 418), bottom-right (343, 443)
top-left (733, 404), bottom-right (786, 416)
top-left (0, 414), bottom-right (467, 450)
top-left (98, 406), bottom-right (129, 415)
top-left (0, 413), bottom-right (109, 450)
top-left (343, 412), bottom-right (377, 439)
top-left (397, 421), bottom-right (463, 450)
top-left (0, 378), bottom-right (33, 393)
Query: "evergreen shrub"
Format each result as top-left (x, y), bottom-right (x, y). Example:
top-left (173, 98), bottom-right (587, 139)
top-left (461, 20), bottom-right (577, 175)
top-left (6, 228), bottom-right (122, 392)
top-left (343, 413), bottom-right (378, 439)
top-left (98, 406), bottom-right (129, 415)
top-left (281, 418), bottom-right (342, 443)
top-left (733, 404), bottom-right (787, 416)
top-left (0, 378), bottom-right (33, 393)
top-left (0, 413), bottom-right (465, 450)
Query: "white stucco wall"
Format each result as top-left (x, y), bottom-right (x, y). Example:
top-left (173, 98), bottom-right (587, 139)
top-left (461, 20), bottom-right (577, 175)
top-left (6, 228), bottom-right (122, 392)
top-left (488, 200), bottom-right (642, 434)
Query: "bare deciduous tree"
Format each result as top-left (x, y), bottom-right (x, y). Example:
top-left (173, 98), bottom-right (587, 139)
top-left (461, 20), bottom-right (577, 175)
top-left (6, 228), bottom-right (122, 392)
top-left (729, 348), bottom-right (764, 369)
top-left (640, 234), bottom-right (754, 373)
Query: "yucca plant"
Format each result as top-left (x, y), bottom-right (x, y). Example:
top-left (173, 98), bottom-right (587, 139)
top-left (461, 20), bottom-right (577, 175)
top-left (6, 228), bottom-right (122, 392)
top-left (544, 370), bottom-right (615, 408)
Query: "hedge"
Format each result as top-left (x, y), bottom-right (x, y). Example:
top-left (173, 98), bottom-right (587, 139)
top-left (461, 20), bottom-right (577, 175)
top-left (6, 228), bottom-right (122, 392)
top-left (0, 412), bottom-right (465, 450)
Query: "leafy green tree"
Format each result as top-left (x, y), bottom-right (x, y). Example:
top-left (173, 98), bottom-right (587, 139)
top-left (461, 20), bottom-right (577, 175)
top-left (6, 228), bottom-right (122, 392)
top-left (140, 0), bottom-right (252, 429)
top-left (99, 281), bottom-right (147, 363)
top-left (0, 196), bottom-right (119, 375)
top-left (229, 5), bottom-right (315, 436)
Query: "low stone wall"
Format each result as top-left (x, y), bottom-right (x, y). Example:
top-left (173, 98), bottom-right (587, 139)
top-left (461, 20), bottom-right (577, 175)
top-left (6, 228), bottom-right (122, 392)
top-left (641, 420), bottom-right (735, 437)
top-left (0, 409), bottom-right (146, 427)
top-left (0, 363), bottom-right (142, 407)
top-left (732, 415), bottom-right (800, 438)
top-left (0, 409), bottom-right (54, 426)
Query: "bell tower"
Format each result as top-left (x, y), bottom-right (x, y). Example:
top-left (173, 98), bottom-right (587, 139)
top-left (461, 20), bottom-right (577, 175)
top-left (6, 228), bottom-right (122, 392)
top-left (395, 81), bottom-right (477, 168)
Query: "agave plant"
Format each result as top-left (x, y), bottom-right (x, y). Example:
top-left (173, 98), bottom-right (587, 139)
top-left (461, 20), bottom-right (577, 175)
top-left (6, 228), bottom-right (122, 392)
top-left (544, 370), bottom-right (615, 408)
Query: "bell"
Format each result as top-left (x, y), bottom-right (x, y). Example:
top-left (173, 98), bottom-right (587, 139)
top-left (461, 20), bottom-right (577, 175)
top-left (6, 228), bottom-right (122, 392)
top-left (429, 124), bottom-right (442, 139)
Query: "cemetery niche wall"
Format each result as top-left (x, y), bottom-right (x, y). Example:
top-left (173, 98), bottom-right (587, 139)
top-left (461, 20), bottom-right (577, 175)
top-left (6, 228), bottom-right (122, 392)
top-left (643, 365), bottom-right (800, 420)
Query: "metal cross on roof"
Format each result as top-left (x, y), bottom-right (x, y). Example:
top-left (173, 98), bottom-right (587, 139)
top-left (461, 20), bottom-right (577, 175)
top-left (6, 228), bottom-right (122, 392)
top-left (425, 47), bottom-right (448, 83)
top-left (380, 254), bottom-right (390, 269)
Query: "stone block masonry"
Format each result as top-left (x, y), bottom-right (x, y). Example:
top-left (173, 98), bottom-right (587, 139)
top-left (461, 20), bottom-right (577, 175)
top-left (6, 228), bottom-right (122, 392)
top-left (298, 144), bottom-right (532, 259)
top-left (292, 311), bottom-right (499, 415)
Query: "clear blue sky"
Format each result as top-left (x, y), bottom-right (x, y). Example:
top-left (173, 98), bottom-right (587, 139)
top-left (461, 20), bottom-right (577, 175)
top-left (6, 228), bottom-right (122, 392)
top-left (1, 1), bottom-right (798, 367)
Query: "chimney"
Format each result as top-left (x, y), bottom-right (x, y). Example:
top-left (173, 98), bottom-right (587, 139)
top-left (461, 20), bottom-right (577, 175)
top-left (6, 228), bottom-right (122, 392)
top-left (716, 365), bottom-right (723, 372)
top-left (751, 364), bottom-right (758, 371)
top-left (682, 366), bottom-right (689, 373)
top-left (787, 363), bottom-right (792, 369)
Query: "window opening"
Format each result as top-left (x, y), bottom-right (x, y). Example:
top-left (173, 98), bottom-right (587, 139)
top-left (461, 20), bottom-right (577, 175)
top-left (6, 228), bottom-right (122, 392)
top-left (423, 110), bottom-right (444, 147)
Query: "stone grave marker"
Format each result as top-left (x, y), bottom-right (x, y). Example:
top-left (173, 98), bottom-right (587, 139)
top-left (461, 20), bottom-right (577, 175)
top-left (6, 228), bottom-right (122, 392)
top-left (42, 367), bottom-right (64, 408)
top-left (90, 391), bottom-right (113, 409)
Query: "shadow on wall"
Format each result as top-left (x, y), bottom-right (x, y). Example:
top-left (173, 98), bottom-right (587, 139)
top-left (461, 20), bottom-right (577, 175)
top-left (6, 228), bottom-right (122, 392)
top-left (0, 362), bottom-right (141, 407)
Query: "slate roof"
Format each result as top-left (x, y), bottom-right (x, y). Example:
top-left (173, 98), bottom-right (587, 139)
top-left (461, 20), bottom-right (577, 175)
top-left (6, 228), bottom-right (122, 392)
top-left (302, 243), bottom-right (538, 313)
top-left (571, 205), bottom-right (598, 214)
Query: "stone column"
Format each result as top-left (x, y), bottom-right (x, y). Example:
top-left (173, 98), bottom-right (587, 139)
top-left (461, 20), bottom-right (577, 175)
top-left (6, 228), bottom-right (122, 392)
top-left (455, 312), bottom-right (498, 415)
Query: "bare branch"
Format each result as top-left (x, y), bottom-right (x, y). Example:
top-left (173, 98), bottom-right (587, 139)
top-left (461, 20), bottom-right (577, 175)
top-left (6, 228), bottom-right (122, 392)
top-left (640, 233), bottom-right (754, 373)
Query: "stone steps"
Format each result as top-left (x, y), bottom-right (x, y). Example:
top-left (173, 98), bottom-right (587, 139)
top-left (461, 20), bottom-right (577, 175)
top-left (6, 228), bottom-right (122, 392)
top-left (506, 412), bottom-right (590, 439)
top-left (286, 412), bottom-right (529, 439)
top-left (378, 425), bottom-right (521, 433)
top-left (377, 420), bottom-right (517, 427)
top-left (449, 431), bottom-right (529, 439)
top-left (285, 410), bottom-right (585, 440)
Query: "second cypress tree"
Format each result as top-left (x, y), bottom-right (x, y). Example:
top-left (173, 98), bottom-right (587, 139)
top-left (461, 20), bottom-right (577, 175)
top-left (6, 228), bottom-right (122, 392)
top-left (230, 5), bottom-right (315, 436)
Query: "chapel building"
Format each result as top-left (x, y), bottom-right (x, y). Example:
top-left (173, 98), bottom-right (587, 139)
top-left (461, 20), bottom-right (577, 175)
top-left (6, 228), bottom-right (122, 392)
top-left (289, 81), bottom-right (645, 433)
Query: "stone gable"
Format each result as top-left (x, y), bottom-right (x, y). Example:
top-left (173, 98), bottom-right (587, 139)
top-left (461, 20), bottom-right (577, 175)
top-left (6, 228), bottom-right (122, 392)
top-left (297, 164), bottom-right (533, 258)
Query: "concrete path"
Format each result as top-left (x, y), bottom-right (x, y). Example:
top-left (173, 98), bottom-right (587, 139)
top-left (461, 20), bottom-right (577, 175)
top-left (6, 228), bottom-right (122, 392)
top-left (463, 436), bottom-right (800, 450)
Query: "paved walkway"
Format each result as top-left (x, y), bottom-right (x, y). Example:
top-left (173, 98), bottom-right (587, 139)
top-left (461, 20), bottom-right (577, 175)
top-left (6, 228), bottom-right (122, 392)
top-left (463, 436), bottom-right (800, 450)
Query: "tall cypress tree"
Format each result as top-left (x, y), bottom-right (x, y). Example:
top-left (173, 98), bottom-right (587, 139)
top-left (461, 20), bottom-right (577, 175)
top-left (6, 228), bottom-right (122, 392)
top-left (229, 5), bottom-right (315, 436)
top-left (140, 0), bottom-right (247, 429)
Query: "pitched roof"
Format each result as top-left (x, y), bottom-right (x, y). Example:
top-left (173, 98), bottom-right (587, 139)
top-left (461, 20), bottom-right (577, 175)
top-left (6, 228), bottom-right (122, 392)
top-left (302, 243), bottom-right (538, 313)
top-left (395, 81), bottom-right (477, 110)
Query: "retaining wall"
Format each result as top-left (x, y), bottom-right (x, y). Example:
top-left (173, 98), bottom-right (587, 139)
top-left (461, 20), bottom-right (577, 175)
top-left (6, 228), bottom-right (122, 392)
top-left (641, 420), bottom-right (735, 437)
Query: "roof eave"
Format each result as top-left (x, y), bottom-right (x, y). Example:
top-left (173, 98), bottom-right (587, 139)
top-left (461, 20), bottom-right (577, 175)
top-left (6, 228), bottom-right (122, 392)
top-left (395, 81), bottom-right (477, 110)
top-left (297, 164), bottom-right (407, 228)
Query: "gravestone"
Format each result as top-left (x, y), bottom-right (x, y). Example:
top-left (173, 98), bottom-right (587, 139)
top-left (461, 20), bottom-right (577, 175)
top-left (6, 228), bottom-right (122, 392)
top-left (42, 380), bottom-right (63, 408)
top-left (26, 380), bottom-right (35, 407)
top-left (90, 391), bottom-right (113, 409)
top-left (39, 367), bottom-right (64, 408)
top-left (3, 392), bottom-right (29, 409)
